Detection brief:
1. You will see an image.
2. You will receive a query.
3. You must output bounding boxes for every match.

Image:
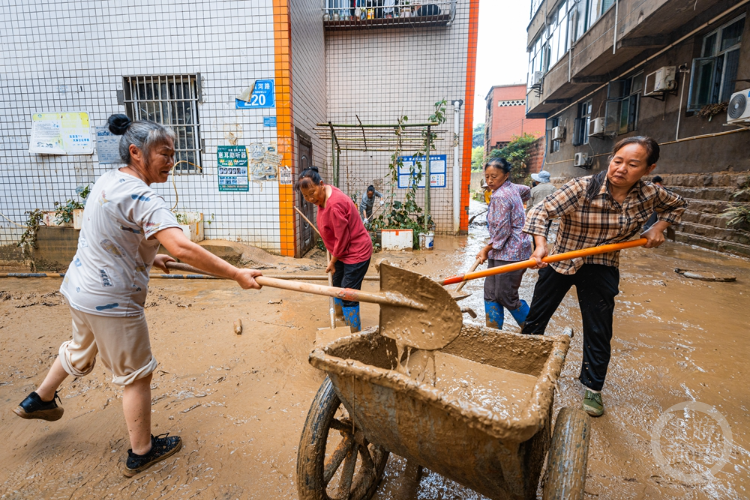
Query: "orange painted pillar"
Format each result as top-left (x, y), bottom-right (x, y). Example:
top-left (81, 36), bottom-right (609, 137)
top-left (273, 0), bottom-right (297, 257)
top-left (459, 0), bottom-right (480, 233)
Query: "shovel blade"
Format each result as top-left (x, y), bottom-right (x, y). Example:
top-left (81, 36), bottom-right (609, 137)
top-left (378, 262), bottom-right (462, 350)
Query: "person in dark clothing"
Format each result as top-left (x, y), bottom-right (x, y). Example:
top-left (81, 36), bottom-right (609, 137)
top-left (521, 137), bottom-right (686, 417)
top-left (643, 175), bottom-right (664, 231)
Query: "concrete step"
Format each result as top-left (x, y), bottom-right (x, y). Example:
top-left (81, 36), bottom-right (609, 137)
top-left (659, 172), bottom-right (750, 189)
top-left (671, 186), bottom-right (750, 202)
top-left (681, 210), bottom-right (731, 229)
top-left (675, 221), bottom-right (750, 246)
top-left (674, 232), bottom-right (750, 258)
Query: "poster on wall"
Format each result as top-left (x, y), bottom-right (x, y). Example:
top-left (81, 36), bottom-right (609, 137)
top-left (248, 142), bottom-right (280, 182)
top-left (397, 155), bottom-right (447, 189)
top-left (95, 126), bottom-right (123, 164)
top-left (217, 145), bottom-right (249, 192)
top-left (29, 112), bottom-right (93, 155)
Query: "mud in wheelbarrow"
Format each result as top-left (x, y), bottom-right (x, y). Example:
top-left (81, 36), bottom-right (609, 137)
top-left (296, 324), bottom-right (591, 500)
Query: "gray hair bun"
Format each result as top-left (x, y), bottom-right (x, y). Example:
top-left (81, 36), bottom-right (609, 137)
top-left (108, 114), bottom-right (132, 135)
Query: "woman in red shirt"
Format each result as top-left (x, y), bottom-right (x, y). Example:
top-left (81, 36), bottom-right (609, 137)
top-left (297, 166), bottom-right (372, 331)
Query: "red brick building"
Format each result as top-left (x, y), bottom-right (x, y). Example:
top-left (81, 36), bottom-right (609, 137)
top-left (484, 84), bottom-right (545, 152)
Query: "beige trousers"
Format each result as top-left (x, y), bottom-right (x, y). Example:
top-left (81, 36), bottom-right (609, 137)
top-left (58, 307), bottom-right (157, 386)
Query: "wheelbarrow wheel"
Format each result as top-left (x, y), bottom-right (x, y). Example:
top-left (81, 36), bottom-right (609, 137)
top-left (542, 406), bottom-right (591, 500)
top-left (297, 376), bottom-right (390, 500)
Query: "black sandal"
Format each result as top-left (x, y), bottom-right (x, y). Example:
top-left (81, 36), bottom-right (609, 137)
top-left (123, 433), bottom-right (183, 477)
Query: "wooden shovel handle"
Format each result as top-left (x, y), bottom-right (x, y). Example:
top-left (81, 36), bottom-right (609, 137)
top-left (254, 276), bottom-right (424, 309)
top-left (441, 238), bottom-right (647, 286)
top-left (454, 258), bottom-right (481, 292)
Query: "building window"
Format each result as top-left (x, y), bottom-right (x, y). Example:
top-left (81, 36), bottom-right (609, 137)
top-left (573, 100), bottom-right (592, 146)
top-left (605, 73), bottom-right (643, 135)
top-left (687, 15), bottom-right (745, 112)
top-left (123, 75), bottom-right (202, 174)
top-left (549, 117), bottom-right (560, 153)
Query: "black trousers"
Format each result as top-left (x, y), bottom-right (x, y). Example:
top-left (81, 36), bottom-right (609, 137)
top-left (521, 264), bottom-right (619, 391)
top-left (332, 258), bottom-right (371, 307)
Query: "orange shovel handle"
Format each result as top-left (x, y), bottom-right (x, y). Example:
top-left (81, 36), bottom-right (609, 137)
top-left (441, 238), bottom-right (647, 286)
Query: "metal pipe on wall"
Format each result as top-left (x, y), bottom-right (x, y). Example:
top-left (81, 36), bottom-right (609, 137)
top-left (613, 0), bottom-right (619, 55)
top-left (452, 100), bottom-right (462, 233)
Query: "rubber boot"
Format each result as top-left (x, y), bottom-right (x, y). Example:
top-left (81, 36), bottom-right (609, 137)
top-left (484, 301), bottom-right (504, 330)
top-left (342, 304), bottom-right (361, 333)
top-left (510, 300), bottom-right (530, 328)
top-left (333, 298), bottom-right (345, 322)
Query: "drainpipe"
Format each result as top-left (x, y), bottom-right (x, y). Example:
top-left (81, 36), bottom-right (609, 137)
top-left (676, 64), bottom-right (690, 140)
top-left (613, 0), bottom-right (619, 55)
top-left (452, 100), bottom-right (463, 233)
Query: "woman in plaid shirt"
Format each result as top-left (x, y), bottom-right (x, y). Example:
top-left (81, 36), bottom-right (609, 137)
top-left (522, 136), bottom-right (686, 417)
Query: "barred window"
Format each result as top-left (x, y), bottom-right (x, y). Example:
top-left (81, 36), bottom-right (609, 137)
top-left (122, 75), bottom-right (202, 174)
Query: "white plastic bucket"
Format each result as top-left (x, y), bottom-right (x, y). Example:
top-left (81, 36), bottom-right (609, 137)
top-left (424, 231), bottom-right (434, 250)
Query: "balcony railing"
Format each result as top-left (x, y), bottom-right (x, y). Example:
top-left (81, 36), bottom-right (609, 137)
top-left (323, 1), bottom-right (455, 30)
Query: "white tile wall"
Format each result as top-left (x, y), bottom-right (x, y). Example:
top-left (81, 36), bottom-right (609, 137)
top-left (324, 1), bottom-right (471, 233)
top-left (0, 0), bottom-right (282, 252)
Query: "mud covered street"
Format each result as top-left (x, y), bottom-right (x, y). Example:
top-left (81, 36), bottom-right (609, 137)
top-left (1, 203), bottom-right (749, 499)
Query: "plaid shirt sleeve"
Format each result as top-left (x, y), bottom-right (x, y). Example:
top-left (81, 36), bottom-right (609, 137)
top-left (523, 177), bottom-right (587, 236)
top-left (654, 186), bottom-right (687, 224)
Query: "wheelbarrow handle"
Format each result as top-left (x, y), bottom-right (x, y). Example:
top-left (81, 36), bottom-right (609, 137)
top-left (440, 238), bottom-right (648, 286)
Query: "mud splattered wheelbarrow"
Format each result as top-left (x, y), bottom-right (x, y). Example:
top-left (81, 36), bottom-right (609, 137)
top-left (296, 324), bottom-right (591, 500)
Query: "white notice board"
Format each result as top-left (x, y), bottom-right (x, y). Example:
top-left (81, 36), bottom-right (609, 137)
top-left (29, 112), bottom-right (93, 155)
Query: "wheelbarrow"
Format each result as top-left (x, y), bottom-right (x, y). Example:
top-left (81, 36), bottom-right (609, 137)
top-left (296, 324), bottom-right (591, 500)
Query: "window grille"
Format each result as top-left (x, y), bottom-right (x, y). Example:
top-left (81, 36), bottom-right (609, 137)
top-left (604, 74), bottom-right (642, 135)
top-left (687, 15), bottom-right (745, 112)
top-left (122, 75), bottom-right (202, 174)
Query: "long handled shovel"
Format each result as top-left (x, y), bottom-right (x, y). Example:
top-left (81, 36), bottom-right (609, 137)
top-left (440, 238), bottom-right (648, 286)
top-left (167, 260), bottom-right (462, 350)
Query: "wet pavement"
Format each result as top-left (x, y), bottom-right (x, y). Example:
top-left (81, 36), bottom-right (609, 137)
top-left (0, 199), bottom-right (748, 499)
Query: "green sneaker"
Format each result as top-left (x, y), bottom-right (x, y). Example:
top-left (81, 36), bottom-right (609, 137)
top-left (582, 389), bottom-right (604, 417)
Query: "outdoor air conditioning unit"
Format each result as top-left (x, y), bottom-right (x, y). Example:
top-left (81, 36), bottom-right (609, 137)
top-left (551, 125), bottom-right (565, 141)
top-left (531, 71), bottom-right (543, 87)
top-left (574, 152), bottom-right (592, 168)
top-left (644, 66), bottom-right (677, 96)
top-left (727, 89), bottom-right (750, 124)
top-left (588, 117), bottom-right (606, 137)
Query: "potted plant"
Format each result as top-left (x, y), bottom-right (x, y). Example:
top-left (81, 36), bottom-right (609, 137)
top-left (174, 211), bottom-right (205, 242)
top-left (49, 184), bottom-right (91, 229)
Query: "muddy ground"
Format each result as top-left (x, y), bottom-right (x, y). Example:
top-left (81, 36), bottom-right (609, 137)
top-left (1, 203), bottom-right (749, 499)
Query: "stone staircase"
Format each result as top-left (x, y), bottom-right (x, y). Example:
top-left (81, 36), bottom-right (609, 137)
top-left (660, 172), bottom-right (750, 258)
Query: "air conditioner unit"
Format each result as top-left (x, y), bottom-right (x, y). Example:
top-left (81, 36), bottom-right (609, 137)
top-left (644, 66), bottom-right (676, 96)
top-left (531, 71), bottom-right (543, 87)
top-left (551, 125), bottom-right (565, 141)
top-left (574, 152), bottom-right (591, 168)
top-left (588, 117), bottom-right (605, 137)
top-left (727, 89), bottom-right (750, 124)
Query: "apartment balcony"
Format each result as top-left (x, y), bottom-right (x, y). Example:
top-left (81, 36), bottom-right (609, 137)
top-left (525, 0), bottom-right (727, 117)
top-left (323, 1), bottom-right (455, 31)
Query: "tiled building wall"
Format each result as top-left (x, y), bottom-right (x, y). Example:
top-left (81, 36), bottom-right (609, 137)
top-left (324, 1), bottom-right (474, 233)
top-left (0, 0), bottom-right (283, 252)
top-left (289, 0), bottom-right (328, 254)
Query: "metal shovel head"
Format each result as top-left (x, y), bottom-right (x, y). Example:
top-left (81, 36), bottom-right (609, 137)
top-left (378, 262), bottom-right (463, 351)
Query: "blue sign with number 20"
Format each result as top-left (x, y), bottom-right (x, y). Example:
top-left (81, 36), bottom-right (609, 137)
top-left (236, 79), bottom-right (275, 109)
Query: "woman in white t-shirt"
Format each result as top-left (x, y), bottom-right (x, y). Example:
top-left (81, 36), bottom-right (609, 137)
top-left (13, 115), bottom-right (263, 477)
